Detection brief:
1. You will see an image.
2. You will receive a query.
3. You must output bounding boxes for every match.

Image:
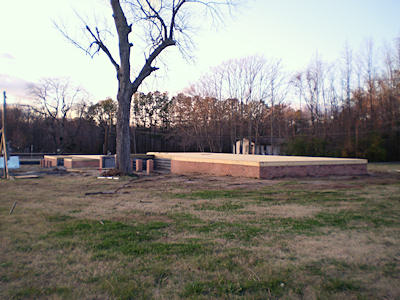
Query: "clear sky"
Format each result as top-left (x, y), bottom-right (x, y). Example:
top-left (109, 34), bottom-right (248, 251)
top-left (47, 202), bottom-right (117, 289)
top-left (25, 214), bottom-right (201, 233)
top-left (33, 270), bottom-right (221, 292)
top-left (1, 0), bottom-right (399, 104)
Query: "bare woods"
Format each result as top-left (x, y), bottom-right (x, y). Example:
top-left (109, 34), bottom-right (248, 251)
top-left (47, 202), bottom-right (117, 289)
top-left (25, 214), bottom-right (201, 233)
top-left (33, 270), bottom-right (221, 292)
top-left (3, 39), bottom-right (400, 161)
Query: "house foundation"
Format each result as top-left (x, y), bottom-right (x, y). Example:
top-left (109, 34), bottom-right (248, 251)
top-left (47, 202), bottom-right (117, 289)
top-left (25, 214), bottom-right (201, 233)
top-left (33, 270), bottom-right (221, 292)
top-left (42, 152), bottom-right (368, 179)
top-left (148, 152), bottom-right (368, 179)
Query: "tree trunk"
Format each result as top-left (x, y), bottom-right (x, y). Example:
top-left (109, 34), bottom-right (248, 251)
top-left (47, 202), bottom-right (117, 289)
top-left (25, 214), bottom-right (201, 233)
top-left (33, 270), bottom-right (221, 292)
top-left (116, 89), bottom-right (133, 173)
top-left (103, 125), bottom-right (108, 155)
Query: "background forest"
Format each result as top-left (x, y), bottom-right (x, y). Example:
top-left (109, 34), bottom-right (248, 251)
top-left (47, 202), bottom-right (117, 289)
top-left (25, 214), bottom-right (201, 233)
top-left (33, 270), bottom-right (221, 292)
top-left (2, 39), bottom-right (400, 162)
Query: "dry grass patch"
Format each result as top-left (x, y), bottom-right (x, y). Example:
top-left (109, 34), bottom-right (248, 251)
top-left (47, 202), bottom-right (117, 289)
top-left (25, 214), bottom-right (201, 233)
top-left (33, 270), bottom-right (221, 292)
top-left (263, 204), bottom-right (322, 218)
top-left (1, 163), bottom-right (399, 299)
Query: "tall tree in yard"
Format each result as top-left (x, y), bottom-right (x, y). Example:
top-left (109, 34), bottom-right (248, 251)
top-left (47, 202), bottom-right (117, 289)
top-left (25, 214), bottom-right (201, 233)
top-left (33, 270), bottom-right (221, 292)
top-left (58, 0), bottom-right (234, 174)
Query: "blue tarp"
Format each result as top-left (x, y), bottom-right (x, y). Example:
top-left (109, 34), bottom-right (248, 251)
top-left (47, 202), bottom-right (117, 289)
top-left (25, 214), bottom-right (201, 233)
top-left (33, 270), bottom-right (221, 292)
top-left (0, 156), bottom-right (20, 169)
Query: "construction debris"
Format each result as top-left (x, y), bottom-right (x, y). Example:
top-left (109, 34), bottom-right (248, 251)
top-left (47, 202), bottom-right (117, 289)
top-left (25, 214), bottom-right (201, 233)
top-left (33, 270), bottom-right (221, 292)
top-left (9, 201), bottom-right (17, 215)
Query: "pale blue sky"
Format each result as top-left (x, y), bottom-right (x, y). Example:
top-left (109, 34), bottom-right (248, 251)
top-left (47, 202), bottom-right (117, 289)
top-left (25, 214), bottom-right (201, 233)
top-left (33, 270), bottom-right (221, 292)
top-left (0, 0), bottom-right (399, 104)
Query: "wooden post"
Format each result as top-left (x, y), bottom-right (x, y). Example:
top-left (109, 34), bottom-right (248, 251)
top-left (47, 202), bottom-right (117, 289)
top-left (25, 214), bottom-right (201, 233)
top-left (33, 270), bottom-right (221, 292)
top-left (1, 91), bottom-right (9, 179)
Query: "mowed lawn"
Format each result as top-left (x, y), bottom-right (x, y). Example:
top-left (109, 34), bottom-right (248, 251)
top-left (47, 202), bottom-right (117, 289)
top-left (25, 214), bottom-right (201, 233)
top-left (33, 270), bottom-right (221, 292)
top-left (1, 163), bottom-right (399, 299)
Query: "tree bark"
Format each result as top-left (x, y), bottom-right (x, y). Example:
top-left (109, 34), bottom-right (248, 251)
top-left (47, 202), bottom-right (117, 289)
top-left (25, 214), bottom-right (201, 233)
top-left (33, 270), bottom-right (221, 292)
top-left (115, 89), bottom-right (134, 173)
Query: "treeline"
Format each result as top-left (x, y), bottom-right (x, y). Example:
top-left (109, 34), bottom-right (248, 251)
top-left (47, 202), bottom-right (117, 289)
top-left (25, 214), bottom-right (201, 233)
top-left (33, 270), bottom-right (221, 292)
top-left (2, 39), bottom-right (400, 161)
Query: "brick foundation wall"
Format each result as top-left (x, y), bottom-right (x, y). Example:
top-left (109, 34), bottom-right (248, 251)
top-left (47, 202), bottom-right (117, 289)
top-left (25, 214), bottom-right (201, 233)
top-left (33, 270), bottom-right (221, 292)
top-left (259, 164), bottom-right (367, 179)
top-left (171, 160), bottom-right (367, 179)
top-left (171, 160), bottom-right (260, 178)
top-left (64, 159), bottom-right (99, 169)
top-left (72, 160), bottom-right (99, 168)
top-left (63, 159), bottom-right (72, 169)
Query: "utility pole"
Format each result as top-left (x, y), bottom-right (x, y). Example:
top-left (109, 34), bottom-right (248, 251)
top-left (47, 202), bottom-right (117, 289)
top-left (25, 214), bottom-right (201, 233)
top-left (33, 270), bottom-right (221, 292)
top-left (1, 91), bottom-right (9, 179)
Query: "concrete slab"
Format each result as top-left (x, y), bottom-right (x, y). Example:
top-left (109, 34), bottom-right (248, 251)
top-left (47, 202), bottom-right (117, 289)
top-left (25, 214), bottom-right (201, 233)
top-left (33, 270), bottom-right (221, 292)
top-left (148, 152), bottom-right (367, 166)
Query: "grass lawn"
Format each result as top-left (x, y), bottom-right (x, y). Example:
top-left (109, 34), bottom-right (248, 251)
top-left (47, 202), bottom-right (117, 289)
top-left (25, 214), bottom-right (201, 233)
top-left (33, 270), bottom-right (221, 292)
top-left (1, 163), bottom-right (399, 299)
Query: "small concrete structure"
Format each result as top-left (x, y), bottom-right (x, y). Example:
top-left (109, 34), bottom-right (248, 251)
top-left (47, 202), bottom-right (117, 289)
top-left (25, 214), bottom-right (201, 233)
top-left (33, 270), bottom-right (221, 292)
top-left (234, 138), bottom-right (283, 155)
top-left (148, 152), bottom-right (368, 179)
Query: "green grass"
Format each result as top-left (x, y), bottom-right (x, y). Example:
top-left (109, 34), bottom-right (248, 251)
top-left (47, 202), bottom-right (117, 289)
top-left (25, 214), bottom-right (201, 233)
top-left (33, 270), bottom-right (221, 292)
top-left (173, 188), bottom-right (360, 206)
top-left (173, 189), bottom-right (260, 200)
top-left (46, 214), bottom-right (74, 222)
top-left (182, 277), bottom-right (287, 298)
top-left (10, 286), bottom-right (73, 299)
top-left (193, 201), bottom-right (244, 211)
top-left (323, 278), bottom-right (362, 292)
top-left (46, 219), bottom-right (208, 258)
top-left (168, 213), bottom-right (264, 241)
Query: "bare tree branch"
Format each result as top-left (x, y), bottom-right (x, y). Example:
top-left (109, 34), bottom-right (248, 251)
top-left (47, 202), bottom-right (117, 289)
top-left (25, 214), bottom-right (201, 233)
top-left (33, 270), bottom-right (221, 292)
top-left (132, 38), bottom-right (176, 90)
top-left (86, 25), bottom-right (120, 71)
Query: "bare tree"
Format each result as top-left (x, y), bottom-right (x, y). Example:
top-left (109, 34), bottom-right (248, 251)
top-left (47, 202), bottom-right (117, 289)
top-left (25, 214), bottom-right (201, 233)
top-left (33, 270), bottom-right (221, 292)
top-left (359, 38), bottom-right (377, 123)
top-left (29, 78), bottom-right (88, 153)
top-left (339, 42), bottom-right (357, 151)
top-left (341, 42), bottom-right (353, 111)
top-left (57, 0), bottom-right (234, 173)
top-left (266, 59), bottom-right (287, 153)
top-left (299, 54), bottom-right (330, 135)
top-left (191, 55), bottom-right (277, 151)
